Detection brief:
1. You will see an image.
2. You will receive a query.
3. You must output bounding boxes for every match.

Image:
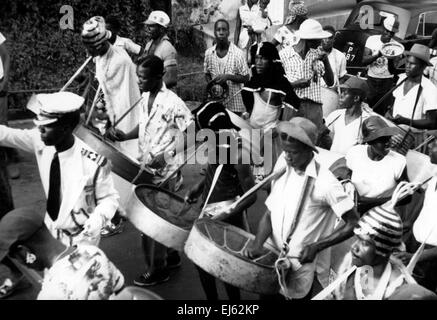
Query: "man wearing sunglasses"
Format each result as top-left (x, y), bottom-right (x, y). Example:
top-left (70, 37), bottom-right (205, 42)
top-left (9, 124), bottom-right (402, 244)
top-left (244, 117), bottom-right (359, 299)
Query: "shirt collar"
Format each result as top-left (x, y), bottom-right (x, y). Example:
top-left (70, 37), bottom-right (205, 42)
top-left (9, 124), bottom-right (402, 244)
top-left (287, 155), bottom-right (318, 178)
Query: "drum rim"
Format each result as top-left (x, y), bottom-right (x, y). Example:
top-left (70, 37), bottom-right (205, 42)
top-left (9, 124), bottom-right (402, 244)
top-left (193, 218), bottom-right (280, 269)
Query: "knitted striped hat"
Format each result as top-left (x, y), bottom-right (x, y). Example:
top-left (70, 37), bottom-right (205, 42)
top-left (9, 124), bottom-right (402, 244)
top-left (354, 204), bottom-right (403, 257)
top-left (81, 16), bottom-right (109, 47)
top-left (285, 1), bottom-right (308, 25)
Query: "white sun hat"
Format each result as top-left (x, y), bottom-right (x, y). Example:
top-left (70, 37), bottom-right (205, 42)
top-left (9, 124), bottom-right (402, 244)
top-left (297, 19), bottom-right (332, 40)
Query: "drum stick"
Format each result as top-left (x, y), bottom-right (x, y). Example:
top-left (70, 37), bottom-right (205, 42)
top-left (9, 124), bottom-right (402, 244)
top-left (85, 84), bottom-right (102, 126)
top-left (112, 97), bottom-right (143, 129)
top-left (312, 265), bottom-right (357, 300)
top-left (414, 136), bottom-right (435, 151)
top-left (158, 142), bottom-right (207, 189)
top-left (229, 167), bottom-right (286, 211)
top-left (200, 164), bottom-right (224, 217)
top-left (60, 56), bottom-right (93, 92)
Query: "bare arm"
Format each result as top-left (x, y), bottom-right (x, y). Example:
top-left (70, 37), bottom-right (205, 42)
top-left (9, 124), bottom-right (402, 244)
top-left (393, 110), bottom-right (437, 130)
top-left (163, 64), bottom-right (178, 89)
top-left (362, 47), bottom-right (381, 66)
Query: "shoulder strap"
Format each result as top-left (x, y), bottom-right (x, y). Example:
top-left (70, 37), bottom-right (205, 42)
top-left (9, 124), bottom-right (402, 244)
top-left (283, 161), bottom-right (320, 248)
top-left (409, 83), bottom-right (423, 127)
top-left (81, 147), bottom-right (108, 167)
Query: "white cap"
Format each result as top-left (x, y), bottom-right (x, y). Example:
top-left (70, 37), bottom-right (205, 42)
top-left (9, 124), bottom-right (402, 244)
top-left (29, 92), bottom-right (84, 126)
top-left (383, 15), bottom-right (399, 32)
top-left (297, 19), bottom-right (332, 40)
top-left (144, 10), bottom-right (170, 28)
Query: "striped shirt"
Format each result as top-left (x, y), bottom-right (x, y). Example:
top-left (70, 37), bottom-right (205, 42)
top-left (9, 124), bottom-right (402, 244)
top-left (204, 43), bottom-right (249, 113)
top-left (280, 46), bottom-right (325, 104)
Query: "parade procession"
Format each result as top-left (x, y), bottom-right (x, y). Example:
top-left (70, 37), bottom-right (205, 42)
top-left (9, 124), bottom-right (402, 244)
top-left (3, 0), bottom-right (437, 303)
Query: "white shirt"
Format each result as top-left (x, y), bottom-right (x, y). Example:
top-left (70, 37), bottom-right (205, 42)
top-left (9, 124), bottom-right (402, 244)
top-left (138, 83), bottom-right (193, 184)
top-left (274, 26), bottom-right (299, 49)
top-left (392, 74), bottom-right (437, 121)
top-left (413, 176), bottom-right (437, 246)
top-left (0, 32), bottom-right (6, 80)
top-left (266, 155), bottom-right (354, 289)
top-left (114, 35), bottom-right (141, 55)
top-left (238, 3), bottom-right (261, 48)
top-left (346, 145), bottom-right (406, 198)
top-left (425, 56), bottom-right (437, 88)
top-left (321, 48), bottom-right (347, 87)
top-left (326, 106), bottom-right (371, 155)
top-left (365, 35), bottom-right (398, 79)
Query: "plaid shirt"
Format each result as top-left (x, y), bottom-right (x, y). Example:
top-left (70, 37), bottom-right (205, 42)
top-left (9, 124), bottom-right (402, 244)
top-left (204, 43), bottom-right (249, 113)
top-left (280, 46), bottom-right (325, 104)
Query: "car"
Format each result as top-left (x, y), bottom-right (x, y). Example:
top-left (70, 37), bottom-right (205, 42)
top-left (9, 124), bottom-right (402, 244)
top-left (334, 0), bottom-right (437, 74)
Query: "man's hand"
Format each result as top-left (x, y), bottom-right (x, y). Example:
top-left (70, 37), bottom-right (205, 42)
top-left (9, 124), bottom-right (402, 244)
top-left (393, 251), bottom-right (413, 265)
top-left (212, 74), bottom-right (229, 85)
top-left (243, 242), bottom-right (265, 259)
top-left (299, 243), bottom-right (320, 264)
top-left (0, 79), bottom-right (7, 95)
top-left (105, 127), bottom-right (127, 141)
top-left (148, 150), bottom-right (173, 170)
top-left (82, 213), bottom-right (105, 239)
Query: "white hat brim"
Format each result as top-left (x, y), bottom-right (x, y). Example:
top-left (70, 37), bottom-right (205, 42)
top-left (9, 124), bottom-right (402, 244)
top-left (298, 30), bottom-right (332, 40)
top-left (33, 118), bottom-right (58, 126)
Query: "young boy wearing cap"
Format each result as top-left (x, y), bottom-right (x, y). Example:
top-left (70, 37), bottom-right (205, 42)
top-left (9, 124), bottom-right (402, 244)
top-left (329, 204), bottom-right (418, 300)
top-left (185, 100), bottom-right (256, 301)
top-left (142, 10), bottom-right (178, 89)
top-left (0, 207), bottom-right (124, 300)
top-left (386, 44), bottom-right (437, 137)
top-left (362, 15), bottom-right (400, 115)
top-left (321, 25), bottom-right (347, 88)
top-left (0, 92), bottom-right (119, 247)
top-left (325, 76), bottom-right (372, 155)
top-left (394, 137), bottom-right (437, 292)
top-left (107, 55), bottom-right (193, 286)
top-left (205, 19), bottom-right (250, 117)
top-left (244, 117), bottom-right (359, 299)
top-left (346, 116), bottom-right (408, 213)
top-left (279, 19), bottom-right (334, 149)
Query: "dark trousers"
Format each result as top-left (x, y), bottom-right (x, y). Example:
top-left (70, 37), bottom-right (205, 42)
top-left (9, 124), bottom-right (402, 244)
top-left (367, 77), bottom-right (395, 115)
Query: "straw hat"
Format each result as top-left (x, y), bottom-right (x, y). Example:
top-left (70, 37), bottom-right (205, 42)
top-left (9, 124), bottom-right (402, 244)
top-left (362, 116), bottom-right (400, 143)
top-left (277, 117), bottom-right (318, 153)
top-left (405, 44), bottom-right (433, 66)
top-left (297, 19), bottom-right (332, 40)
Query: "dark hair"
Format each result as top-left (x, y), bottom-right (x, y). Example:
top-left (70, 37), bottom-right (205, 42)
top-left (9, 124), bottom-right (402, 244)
top-left (137, 55), bottom-right (164, 77)
top-left (105, 15), bottom-right (121, 33)
top-left (214, 19), bottom-right (230, 31)
top-left (323, 25), bottom-right (336, 36)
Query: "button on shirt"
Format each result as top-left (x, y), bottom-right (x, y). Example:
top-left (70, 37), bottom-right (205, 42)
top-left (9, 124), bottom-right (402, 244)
top-left (138, 83), bottom-right (193, 183)
top-left (413, 177), bottom-right (437, 246)
top-left (392, 74), bottom-right (437, 121)
top-left (280, 47), bottom-right (325, 104)
top-left (265, 155), bottom-right (354, 286)
top-left (204, 43), bottom-right (249, 113)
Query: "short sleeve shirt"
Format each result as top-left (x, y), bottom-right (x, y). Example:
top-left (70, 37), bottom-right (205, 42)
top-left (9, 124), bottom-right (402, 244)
top-left (144, 35), bottom-right (177, 68)
top-left (114, 35), bottom-right (141, 55)
top-left (365, 35), bottom-right (398, 79)
top-left (346, 145), bottom-right (406, 198)
top-left (392, 74), bottom-right (437, 121)
top-left (413, 177), bottom-right (437, 246)
top-left (138, 84), bottom-right (193, 183)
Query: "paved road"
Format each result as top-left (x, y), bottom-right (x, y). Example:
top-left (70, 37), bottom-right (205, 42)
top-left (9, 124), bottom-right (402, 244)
top-left (5, 120), bottom-right (269, 300)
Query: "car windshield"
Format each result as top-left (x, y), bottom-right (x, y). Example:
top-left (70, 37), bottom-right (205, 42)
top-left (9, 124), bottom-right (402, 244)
top-left (345, 3), bottom-right (410, 39)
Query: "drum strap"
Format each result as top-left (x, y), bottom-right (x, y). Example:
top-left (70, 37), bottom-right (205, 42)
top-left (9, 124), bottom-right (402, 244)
top-left (399, 83), bottom-right (422, 147)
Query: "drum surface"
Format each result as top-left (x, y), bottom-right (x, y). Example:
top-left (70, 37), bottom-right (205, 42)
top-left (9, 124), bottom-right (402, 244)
top-left (184, 219), bottom-right (280, 294)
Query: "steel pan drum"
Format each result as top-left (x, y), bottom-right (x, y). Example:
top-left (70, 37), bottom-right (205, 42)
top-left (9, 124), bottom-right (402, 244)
top-left (126, 184), bottom-right (201, 251)
top-left (321, 87), bottom-right (339, 118)
top-left (74, 123), bottom-right (153, 184)
top-left (184, 219), bottom-right (280, 295)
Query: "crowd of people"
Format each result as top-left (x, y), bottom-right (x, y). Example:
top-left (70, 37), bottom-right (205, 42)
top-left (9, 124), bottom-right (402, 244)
top-left (1, 0), bottom-right (437, 300)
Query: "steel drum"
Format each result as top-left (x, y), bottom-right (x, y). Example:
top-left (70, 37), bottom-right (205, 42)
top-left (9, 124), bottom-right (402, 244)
top-left (321, 87), bottom-right (339, 118)
top-left (184, 219), bottom-right (280, 295)
top-left (74, 123), bottom-right (153, 184)
top-left (126, 184), bottom-right (201, 251)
